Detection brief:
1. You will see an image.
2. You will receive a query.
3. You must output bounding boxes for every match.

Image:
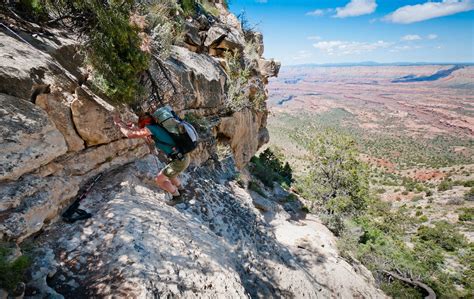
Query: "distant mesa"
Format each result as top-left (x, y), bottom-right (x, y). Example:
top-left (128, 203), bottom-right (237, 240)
top-left (284, 78), bottom-right (303, 84)
top-left (392, 65), bottom-right (464, 83)
top-left (277, 95), bottom-right (294, 105)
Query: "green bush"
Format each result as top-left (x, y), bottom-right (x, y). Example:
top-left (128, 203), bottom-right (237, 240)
top-left (86, 2), bottom-right (150, 103)
top-left (285, 193), bottom-right (298, 202)
top-left (416, 221), bottom-right (467, 251)
top-left (463, 180), bottom-right (474, 187)
top-left (0, 246), bottom-right (31, 292)
top-left (144, 0), bottom-right (184, 60)
top-left (224, 51), bottom-right (253, 112)
top-left (415, 210), bottom-right (423, 216)
top-left (181, 0), bottom-right (196, 16)
top-left (438, 179), bottom-right (453, 192)
top-left (464, 187), bottom-right (474, 201)
top-left (199, 0), bottom-right (219, 16)
top-left (419, 215), bottom-right (428, 222)
top-left (298, 129), bottom-right (369, 217)
top-left (250, 148), bottom-right (293, 187)
top-left (458, 208), bottom-right (474, 221)
top-left (10, 0), bottom-right (48, 22)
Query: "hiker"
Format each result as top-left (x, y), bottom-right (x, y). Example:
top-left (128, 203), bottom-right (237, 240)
top-left (113, 107), bottom-right (197, 197)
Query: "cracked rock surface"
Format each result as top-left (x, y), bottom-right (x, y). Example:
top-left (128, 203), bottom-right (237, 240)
top-left (30, 155), bottom-right (385, 298)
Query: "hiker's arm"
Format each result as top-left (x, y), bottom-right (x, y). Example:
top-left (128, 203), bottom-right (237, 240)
top-left (119, 126), bottom-right (152, 138)
top-left (114, 114), bottom-right (152, 139)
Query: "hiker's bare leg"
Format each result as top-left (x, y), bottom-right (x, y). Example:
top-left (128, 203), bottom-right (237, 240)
top-left (170, 176), bottom-right (182, 188)
top-left (156, 172), bottom-right (177, 194)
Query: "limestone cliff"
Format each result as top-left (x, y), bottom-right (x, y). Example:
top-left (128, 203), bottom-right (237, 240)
top-left (0, 3), bottom-right (384, 298)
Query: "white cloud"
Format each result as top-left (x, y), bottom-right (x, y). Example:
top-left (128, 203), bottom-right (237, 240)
top-left (307, 35), bottom-right (322, 40)
top-left (313, 40), bottom-right (391, 55)
top-left (384, 0), bottom-right (474, 24)
top-left (401, 34), bottom-right (422, 41)
top-left (306, 9), bottom-right (333, 16)
top-left (335, 0), bottom-right (377, 18)
top-left (428, 34), bottom-right (438, 39)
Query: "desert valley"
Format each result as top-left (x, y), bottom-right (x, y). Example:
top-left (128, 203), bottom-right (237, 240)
top-left (266, 64), bottom-right (473, 296)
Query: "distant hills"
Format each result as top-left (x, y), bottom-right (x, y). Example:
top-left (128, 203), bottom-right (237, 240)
top-left (392, 65), bottom-right (465, 83)
top-left (284, 61), bottom-right (474, 68)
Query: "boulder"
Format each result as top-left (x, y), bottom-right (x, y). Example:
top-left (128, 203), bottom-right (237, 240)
top-left (183, 21), bottom-right (202, 47)
top-left (0, 94), bottom-right (68, 181)
top-left (61, 138), bottom-right (148, 176)
top-left (204, 25), bottom-right (245, 53)
top-left (0, 138), bottom-right (147, 242)
top-left (203, 25), bottom-right (226, 48)
top-left (165, 46), bottom-right (226, 109)
top-left (36, 92), bottom-right (85, 152)
top-left (253, 32), bottom-right (264, 56)
top-left (196, 14), bottom-right (211, 30)
top-left (0, 32), bottom-right (77, 100)
top-left (218, 108), bottom-right (266, 168)
top-left (0, 175), bottom-right (79, 241)
top-left (250, 192), bottom-right (275, 212)
top-left (258, 58), bottom-right (281, 78)
top-left (71, 87), bottom-right (122, 146)
top-left (217, 6), bottom-right (243, 31)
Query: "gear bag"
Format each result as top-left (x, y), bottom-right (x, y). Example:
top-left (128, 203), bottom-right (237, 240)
top-left (152, 106), bottom-right (198, 155)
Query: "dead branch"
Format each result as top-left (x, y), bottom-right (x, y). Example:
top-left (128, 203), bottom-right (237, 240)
top-left (153, 55), bottom-right (178, 94)
top-left (382, 270), bottom-right (436, 299)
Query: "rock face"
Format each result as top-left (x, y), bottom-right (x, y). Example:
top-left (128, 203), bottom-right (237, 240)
top-left (258, 58), bottom-right (281, 78)
top-left (165, 46), bottom-right (227, 110)
top-left (218, 108), bottom-right (267, 168)
top-left (0, 175), bottom-right (79, 241)
top-left (0, 32), bottom-right (77, 100)
top-left (71, 87), bottom-right (122, 146)
top-left (204, 24), bottom-right (245, 54)
top-left (0, 93), bottom-right (68, 181)
top-left (36, 93), bottom-right (85, 152)
top-left (30, 155), bottom-right (385, 298)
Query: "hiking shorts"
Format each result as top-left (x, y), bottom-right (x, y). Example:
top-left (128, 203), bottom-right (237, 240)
top-left (162, 154), bottom-right (190, 178)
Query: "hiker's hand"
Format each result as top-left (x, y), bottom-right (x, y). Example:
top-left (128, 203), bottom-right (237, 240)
top-left (113, 113), bottom-right (123, 127)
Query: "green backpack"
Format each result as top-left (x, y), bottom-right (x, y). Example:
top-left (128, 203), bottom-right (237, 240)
top-left (151, 106), bottom-right (199, 155)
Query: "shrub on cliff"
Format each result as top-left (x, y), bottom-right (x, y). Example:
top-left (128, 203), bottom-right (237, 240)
top-left (14, 0), bottom-right (187, 104)
top-left (9, 0), bottom-right (48, 22)
top-left (71, 1), bottom-right (150, 104)
top-left (0, 245), bottom-right (31, 292)
top-left (224, 50), bottom-right (266, 112)
top-left (224, 51), bottom-right (251, 112)
top-left (250, 148), bottom-right (293, 187)
top-left (143, 0), bottom-right (184, 60)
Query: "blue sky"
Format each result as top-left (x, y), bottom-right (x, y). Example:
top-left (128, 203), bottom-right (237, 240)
top-left (228, 0), bottom-right (474, 65)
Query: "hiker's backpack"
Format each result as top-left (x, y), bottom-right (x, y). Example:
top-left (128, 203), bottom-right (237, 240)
top-left (152, 106), bottom-right (198, 155)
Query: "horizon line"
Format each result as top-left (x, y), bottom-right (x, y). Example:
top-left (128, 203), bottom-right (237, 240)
top-left (281, 61), bottom-right (474, 67)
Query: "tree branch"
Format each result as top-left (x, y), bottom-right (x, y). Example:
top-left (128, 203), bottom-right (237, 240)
top-left (382, 270), bottom-right (436, 299)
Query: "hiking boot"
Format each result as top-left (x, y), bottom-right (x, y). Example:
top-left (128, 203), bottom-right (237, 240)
top-left (166, 191), bottom-right (184, 206)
